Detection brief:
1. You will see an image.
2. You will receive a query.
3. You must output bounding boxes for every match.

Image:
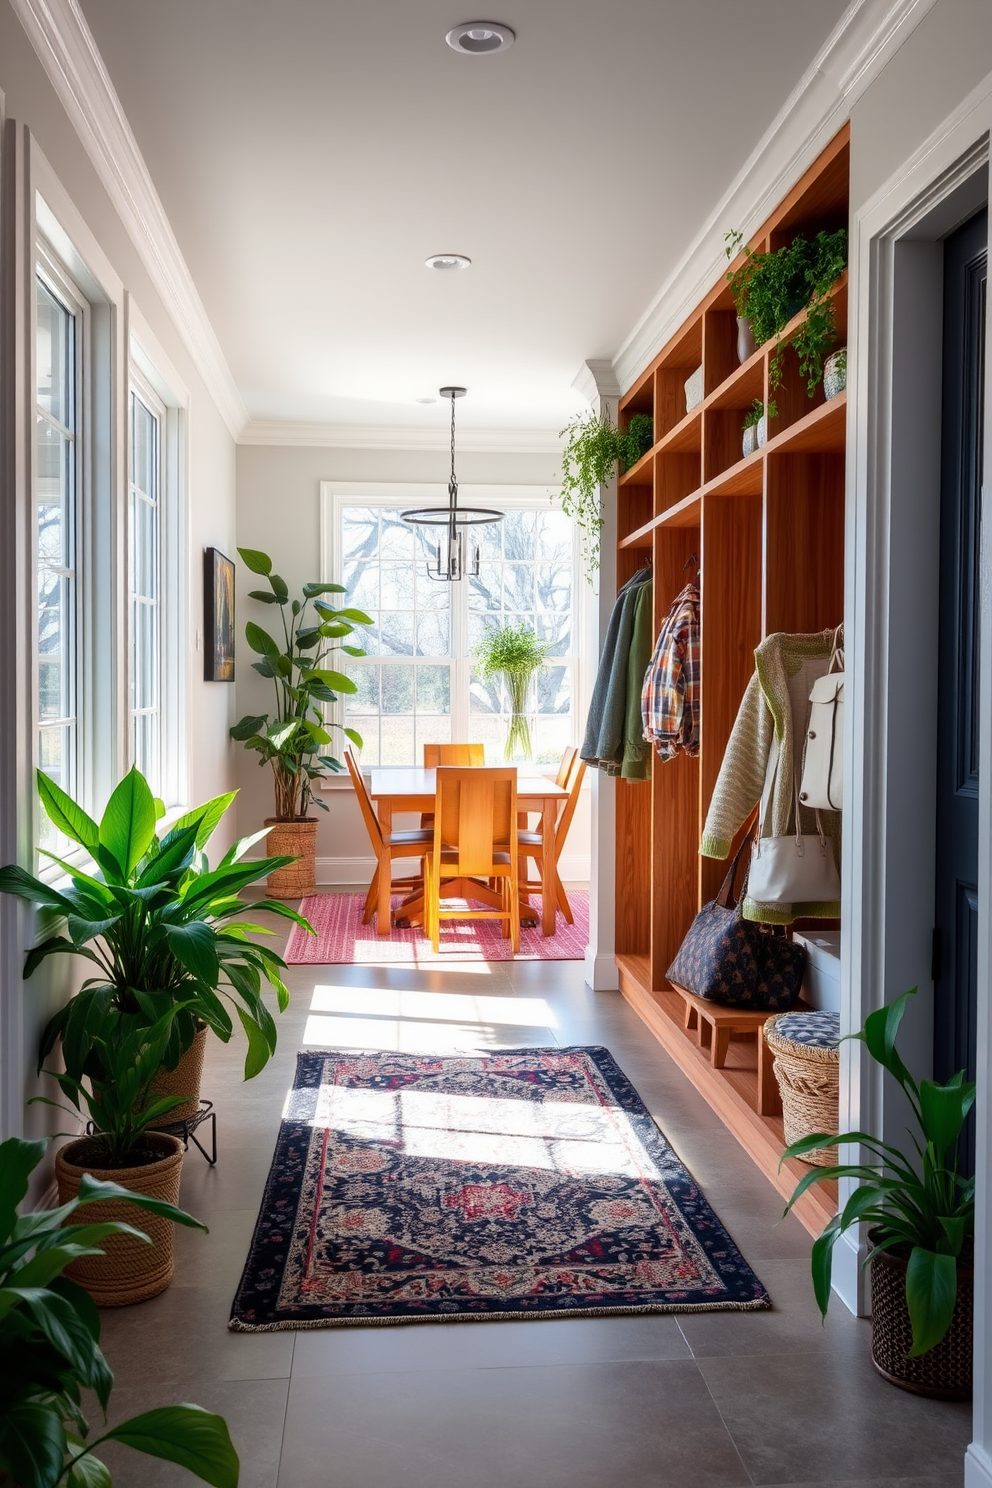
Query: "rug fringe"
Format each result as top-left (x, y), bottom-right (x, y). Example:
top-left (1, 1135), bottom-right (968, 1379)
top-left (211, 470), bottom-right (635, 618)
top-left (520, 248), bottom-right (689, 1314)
top-left (229, 1296), bottom-right (772, 1332)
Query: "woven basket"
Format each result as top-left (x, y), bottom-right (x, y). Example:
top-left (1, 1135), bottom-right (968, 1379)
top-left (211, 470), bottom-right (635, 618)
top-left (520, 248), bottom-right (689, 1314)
top-left (870, 1240), bottom-right (973, 1399)
top-left (764, 1014), bottom-right (839, 1166)
top-left (149, 1022), bottom-right (207, 1126)
top-left (55, 1134), bottom-right (184, 1306)
top-left (265, 817), bottom-right (317, 899)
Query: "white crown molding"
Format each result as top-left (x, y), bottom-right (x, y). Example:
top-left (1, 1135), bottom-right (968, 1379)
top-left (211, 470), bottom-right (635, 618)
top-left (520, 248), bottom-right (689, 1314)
top-left (10, 0), bottom-right (249, 439)
top-left (610, 0), bottom-right (941, 394)
top-left (239, 420), bottom-right (564, 454)
top-left (572, 359), bottom-right (621, 407)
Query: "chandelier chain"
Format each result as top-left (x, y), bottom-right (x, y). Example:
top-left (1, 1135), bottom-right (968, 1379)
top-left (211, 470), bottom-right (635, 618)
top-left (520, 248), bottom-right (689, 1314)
top-left (450, 389), bottom-right (457, 492)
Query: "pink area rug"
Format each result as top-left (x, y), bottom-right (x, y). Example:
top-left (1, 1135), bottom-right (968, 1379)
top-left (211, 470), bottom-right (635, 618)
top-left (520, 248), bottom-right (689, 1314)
top-left (284, 891), bottom-right (589, 965)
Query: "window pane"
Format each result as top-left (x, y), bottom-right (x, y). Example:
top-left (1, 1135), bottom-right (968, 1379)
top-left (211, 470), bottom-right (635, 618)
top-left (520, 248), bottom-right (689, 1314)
top-left (347, 666), bottom-right (379, 712)
top-left (416, 665), bottom-right (450, 714)
top-left (379, 612), bottom-right (414, 656)
top-left (416, 611), bottom-right (449, 656)
top-left (381, 665), bottom-right (414, 714)
top-left (131, 398), bottom-right (156, 497)
top-left (36, 282), bottom-right (70, 427)
top-left (129, 387), bottom-right (161, 792)
top-left (342, 508), bottom-right (378, 562)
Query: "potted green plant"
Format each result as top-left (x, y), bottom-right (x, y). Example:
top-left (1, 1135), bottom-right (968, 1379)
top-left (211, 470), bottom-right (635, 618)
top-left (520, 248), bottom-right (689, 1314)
top-left (783, 989), bottom-right (975, 1399)
top-left (741, 398), bottom-right (774, 458)
top-left (557, 411), bottom-right (653, 575)
top-left (725, 227), bottom-right (847, 400)
top-left (472, 622), bottom-right (553, 760)
top-left (0, 1134), bottom-right (240, 1485)
top-left (231, 548), bottom-right (370, 898)
top-left (0, 766), bottom-right (310, 1108)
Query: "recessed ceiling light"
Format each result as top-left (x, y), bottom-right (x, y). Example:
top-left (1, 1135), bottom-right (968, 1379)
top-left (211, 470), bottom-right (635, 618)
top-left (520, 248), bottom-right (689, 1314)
top-left (425, 253), bottom-right (472, 271)
top-left (445, 21), bottom-right (515, 54)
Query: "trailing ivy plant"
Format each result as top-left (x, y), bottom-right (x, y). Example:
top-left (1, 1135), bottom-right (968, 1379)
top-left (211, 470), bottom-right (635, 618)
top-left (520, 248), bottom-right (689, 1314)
top-left (231, 548), bottom-right (371, 820)
top-left (557, 411), bottom-right (653, 576)
top-left (725, 228), bottom-right (847, 398)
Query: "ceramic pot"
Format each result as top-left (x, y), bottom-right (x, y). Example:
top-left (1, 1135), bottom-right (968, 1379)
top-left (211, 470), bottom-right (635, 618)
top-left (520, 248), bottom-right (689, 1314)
top-left (824, 347), bottom-right (847, 400)
top-left (869, 1239), bottom-right (973, 1400)
top-left (742, 424), bottom-right (758, 459)
top-left (149, 1022), bottom-right (207, 1126)
top-left (264, 817), bottom-right (318, 899)
top-left (756, 415), bottom-right (768, 449)
top-left (55, 1134), bottom-right (184, 1306)
top-left (736, 316), bottom-right (756, 363)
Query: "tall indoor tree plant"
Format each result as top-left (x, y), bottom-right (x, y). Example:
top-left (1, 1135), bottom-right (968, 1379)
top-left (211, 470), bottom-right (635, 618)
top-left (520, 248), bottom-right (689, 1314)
top-left (472, 622), bottom-right (552, 760)
top-left (230, 548), bottom-right (369, 898)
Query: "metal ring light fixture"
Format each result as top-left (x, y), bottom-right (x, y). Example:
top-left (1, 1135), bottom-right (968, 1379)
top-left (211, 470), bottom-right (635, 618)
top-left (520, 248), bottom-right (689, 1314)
top-left (401, 387), bottom-right (503, 581)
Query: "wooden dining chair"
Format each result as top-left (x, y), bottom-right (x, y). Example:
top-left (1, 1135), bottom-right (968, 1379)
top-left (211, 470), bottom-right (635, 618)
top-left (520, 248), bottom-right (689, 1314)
top-left (345, 750), bottom-right (433, 927)
top-left (424, 766), bottom-right (520, 953)
top-left (420, 743), bottom-right (485, 829)
top-left (517, 751), bottom-right (586, 924)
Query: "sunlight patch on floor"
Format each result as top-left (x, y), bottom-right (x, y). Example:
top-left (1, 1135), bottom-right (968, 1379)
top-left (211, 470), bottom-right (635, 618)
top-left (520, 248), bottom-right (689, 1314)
top-left (309, 985), bottom-right (558, 1028)
top-left (301, 1013), bottom-right (552, 1055)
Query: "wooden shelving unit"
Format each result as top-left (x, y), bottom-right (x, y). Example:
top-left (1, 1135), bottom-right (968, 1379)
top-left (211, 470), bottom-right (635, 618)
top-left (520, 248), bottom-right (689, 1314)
top-left (614, 126), bottom-right (850, 1238)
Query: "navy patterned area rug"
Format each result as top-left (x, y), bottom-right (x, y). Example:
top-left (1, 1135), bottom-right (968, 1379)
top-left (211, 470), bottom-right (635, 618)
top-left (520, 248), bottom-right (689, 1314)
top-left (230, 1047), bottom-right (770, 1330)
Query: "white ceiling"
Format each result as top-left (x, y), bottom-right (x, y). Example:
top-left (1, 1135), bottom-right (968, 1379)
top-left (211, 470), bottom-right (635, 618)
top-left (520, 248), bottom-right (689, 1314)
top-left (78, 0), bottom-right (850, 434)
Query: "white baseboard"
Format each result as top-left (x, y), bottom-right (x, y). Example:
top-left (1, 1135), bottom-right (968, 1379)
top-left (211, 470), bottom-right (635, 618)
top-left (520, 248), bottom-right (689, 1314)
top-left (966, 1445), bottom-right (992, 1488)
top-left (583, 949), bottom-right (619, 992)
top-left (313, 854), bottom-right (591, 885)
top-left (831, 1227), bottom-right (868, 1317)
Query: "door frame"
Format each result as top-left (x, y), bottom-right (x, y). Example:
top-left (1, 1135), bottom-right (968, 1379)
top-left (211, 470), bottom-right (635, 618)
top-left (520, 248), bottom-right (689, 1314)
top-left (844, 74), bottom-right (992, 1484)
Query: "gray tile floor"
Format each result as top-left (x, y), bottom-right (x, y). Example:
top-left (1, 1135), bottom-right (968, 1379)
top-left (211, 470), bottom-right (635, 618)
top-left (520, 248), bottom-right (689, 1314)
top-left (95, 944), bottom-right (972, 1487)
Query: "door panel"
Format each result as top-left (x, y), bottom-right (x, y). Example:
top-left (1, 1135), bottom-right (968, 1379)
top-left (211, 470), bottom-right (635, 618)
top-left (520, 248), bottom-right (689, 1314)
top-left (934, 206), bottom-right (986, 1176)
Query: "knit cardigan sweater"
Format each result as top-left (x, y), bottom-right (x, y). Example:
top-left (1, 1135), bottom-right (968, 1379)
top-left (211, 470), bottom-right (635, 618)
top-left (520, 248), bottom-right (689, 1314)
top-left (700, 628), bottom-right (840, 924)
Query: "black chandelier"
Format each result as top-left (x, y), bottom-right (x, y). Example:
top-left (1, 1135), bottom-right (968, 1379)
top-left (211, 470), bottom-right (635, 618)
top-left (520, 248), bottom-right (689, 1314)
top-left (401, 386), bottom-right (503, 581)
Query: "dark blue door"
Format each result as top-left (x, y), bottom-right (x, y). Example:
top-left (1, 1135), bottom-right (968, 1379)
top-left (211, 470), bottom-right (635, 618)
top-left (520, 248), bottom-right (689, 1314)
top-left (933, 207), bottom-right (986, 1174)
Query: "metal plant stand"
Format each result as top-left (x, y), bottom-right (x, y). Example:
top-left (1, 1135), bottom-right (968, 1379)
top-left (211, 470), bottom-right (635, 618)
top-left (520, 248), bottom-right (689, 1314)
top-left (155, 1101), bottom-right (217, 1165)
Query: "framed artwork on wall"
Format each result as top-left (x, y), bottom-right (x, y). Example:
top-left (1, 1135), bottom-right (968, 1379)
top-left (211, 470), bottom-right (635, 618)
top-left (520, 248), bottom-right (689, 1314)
top-left (203, 547), bottom-right (235, 681)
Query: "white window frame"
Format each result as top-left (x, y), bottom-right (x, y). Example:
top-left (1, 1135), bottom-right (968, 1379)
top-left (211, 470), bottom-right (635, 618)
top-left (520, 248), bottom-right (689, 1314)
top-left (128, 305), bottom-right (190, 813)
top-left (319, 482), bottom-right (585, 777)
top-left (33, 248), bottom-right (86, 839)
top-left (127, 369), bottom-right (167, 794)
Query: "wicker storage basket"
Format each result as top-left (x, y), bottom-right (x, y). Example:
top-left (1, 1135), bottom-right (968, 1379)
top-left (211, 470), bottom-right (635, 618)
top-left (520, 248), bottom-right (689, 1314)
top-left (265, 817), bottom-right (318, 899)
top-left (870, 1238), bottom-right (973, 1399)
top-left (149, 1022), bottom-right (207, 1126)
top-left (55, 1134), bottom-right (184, 1306)
top-left (764, 1010), bottom-right (840, 1166)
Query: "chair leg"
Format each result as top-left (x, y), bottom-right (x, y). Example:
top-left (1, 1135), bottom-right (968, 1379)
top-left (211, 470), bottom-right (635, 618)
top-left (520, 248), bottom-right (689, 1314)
top-left (509, 874), bottom-right (520, 954)
top-left (363, 868), bottom-right (379, 925)
top-left (428, 854), bottom-right (441, 954)
top-left (553, 868), bottom-right (572, 924)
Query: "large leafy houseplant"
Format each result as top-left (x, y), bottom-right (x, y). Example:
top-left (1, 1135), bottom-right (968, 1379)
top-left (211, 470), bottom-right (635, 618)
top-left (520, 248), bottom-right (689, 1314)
top-left (0, 766), bottom-right (310, 1084)
top-left (0, 1135), bottom-right (239, 1488)
top-left (783, 989), bottom-right (975, 1360)
top-left (725, 228), bottom-right (847, 399)
top-left (230, 547), bottom-right (370, 820)
top-left (557, 412), bottom-right (653, 576)
top-left (472, 622), bottom-right (552, 760)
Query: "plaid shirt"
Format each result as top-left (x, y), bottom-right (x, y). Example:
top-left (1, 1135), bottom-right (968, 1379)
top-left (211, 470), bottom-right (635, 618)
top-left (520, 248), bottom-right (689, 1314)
top-left (641, 582), bottom-right (700, 761)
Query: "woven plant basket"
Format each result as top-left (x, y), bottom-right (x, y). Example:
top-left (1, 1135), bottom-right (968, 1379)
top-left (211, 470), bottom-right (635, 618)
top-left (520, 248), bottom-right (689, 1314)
top-left (764, 1016), bottom-right (839, 1166)
top-left (265, 817), bottom-right (317, 899)
top-left (149, 1022), bottom-right (207, 1126)
top-left (870, 1239), bottom-right (973, 1399)
top-left (55, 1133), bottom-right (184, 1307)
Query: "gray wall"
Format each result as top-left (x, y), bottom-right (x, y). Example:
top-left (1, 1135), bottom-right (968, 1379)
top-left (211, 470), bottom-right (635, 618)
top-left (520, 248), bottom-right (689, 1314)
top-left (234, 442), bottom-right (591, 880)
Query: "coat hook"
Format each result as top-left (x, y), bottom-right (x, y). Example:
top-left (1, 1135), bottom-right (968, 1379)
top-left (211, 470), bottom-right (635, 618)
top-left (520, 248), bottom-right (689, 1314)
top-left (683, 551), bottom-right (700, 578)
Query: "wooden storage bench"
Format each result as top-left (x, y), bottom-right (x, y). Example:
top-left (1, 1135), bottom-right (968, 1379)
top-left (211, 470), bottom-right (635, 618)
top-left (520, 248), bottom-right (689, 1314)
top-left (672, 986), bottom-right (783, 1116)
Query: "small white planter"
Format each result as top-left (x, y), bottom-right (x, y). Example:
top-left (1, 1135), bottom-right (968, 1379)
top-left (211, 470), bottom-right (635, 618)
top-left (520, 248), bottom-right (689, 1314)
top-left (742, 424), bottom-right (758, 458)
top-left (823, 347), bottom-right (847, 400)
top-left (683, 364), bottom-right (704, 412)
top-left (756, 415), bottom-right (768, 448)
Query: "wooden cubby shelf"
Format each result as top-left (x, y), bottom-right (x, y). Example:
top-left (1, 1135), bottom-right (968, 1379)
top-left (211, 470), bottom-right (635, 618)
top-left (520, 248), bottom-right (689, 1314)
top-left (613, 126), bottom-right (850, 1237)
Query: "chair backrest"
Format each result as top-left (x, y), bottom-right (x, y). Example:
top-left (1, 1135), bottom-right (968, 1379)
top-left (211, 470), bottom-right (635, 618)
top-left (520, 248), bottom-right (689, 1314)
top-left (434, 767), bottom-right (517, 877)
top-left (345, 749), bottom-right (383, 852)
top-left (423, 743), bottom-right (485, 767)
top-left (555, 745), bottom-right (577, 789)
top-left (554, 751), bottom-right (587, 854)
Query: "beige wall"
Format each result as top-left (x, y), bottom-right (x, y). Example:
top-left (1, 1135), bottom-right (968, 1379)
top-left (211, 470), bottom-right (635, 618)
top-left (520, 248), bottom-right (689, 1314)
top-left (850, 0), bottom-right (992, 212)
top-left (234, 442), bottom-right (591, 882)
top-left (0, 0), bottom-right (238, 1153)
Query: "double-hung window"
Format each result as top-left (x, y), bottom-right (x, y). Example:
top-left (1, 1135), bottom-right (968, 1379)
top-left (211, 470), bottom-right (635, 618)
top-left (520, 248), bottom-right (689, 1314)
top-left (128, 377), bottom-right (165, 792)
top-left (34, 263), bottom-right (83, 854)
top-left (324, 486), bottom-right (580, 767)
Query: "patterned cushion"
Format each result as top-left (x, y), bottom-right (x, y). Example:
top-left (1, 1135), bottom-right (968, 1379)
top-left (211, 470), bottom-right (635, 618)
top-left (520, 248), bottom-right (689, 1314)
top-left (770, 1010), bottom-right (840, 1049)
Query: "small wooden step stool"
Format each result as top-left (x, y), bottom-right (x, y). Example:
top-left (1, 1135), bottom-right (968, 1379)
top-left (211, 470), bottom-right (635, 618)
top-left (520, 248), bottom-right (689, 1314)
top-left (671, 985), bottom-right (783, 1116)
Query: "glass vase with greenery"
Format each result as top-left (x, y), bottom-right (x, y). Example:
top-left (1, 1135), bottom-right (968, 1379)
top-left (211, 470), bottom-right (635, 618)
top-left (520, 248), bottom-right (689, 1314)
top-left (557, 411), bottom-right (653, 576)
top-left (472, 622), bottom-right (552, 760)
top-left (0, 1135), bottom-right (240, 1488)
top-left (725, 228), bottom-right (847, 399)
top-left (231, 547), bottom-right (371, 820)
top-left (783, 989), bottom-right (975, 1358)
top-left (0, 766), bottom-right (311, 1085)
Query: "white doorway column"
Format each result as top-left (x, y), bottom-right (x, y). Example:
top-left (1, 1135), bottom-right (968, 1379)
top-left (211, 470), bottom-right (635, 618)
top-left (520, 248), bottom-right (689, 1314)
top-left (573, 359), bottom-right (621, 992)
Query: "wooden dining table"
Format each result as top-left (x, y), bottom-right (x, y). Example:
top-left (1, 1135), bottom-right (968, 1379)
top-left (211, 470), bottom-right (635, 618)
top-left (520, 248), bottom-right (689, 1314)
top-left (369, 766), bottom-right (569, 938)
